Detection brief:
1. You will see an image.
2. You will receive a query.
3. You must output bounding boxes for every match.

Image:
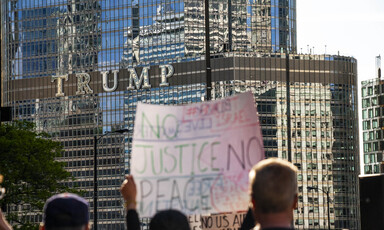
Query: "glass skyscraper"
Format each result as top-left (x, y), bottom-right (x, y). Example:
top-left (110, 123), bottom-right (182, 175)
top-left (361, 56), bottom-right (384, 175)
top-left (1, 1), bottom-right (359, 229)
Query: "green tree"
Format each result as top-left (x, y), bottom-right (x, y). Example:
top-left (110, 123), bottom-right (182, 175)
top-left (0, 121), bottom-right (77, 230)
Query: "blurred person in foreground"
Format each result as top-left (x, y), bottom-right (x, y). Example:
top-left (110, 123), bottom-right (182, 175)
top-left (0, 174), bottom-right (12, 230)
top-left (0, 209), bottom-right (12, 230)
top-left (246, 158), bottom-right (298, 230)
top-left (39, 193), bottom-right (90, 230)
top-left (120, 175), bottom-right (190, 230)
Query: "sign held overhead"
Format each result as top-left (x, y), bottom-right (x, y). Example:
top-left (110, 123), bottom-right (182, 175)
top-left (132, 92), bottom-right (265, 217)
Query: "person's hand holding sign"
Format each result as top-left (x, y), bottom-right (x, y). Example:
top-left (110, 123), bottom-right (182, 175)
top-left (120, 175), bottom-right (137, 210)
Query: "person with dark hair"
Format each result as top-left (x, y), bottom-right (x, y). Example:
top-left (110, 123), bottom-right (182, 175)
top-left (120, 175), bottom-right (190, 230)
top-left (150, 209), bottom-right (190, 230)
top-left (246, 158), bottom-right (298, 230)
top-left (39, 193), bottom-right (90, 230)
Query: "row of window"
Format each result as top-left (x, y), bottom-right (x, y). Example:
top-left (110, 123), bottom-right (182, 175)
top-left (295, 218), bottom-right (334, 227)
top-left (363, 136), bottom-right (384, 151)
top-left (61, 178), bottom-right (121, 188)
top-left (362, 107), bottom-right (382, 119)
top-left (292, 130), bottom-right (331, 138)
top-left (294, 141), bottom-right (332, 149)
top-left (292, 109), bottom-right (330, 116)
top-left (294, 163), bottom-right (332, 170)
top-left (298, 174), bottom-right (355, 183)
top-left (294, 152), bottom-right (332, 160)
top-left (361, 82), bottom-right (384, 97)
top-left (362, 95), bottom-right (384, 108)
top-left (64, 188), bottom-right (121, 199)
top-left (363, 153), bottom-right (378, 164)
top-left (364, 164), bottom-right (382, 174)
top-left (65, 158), bottom-right (121, 168)
top-left (298, 174), bottom-right (332, 182)
top-left (293, 121), bottom-right (331, 129)
top-left (363, 130), bottom-right (382, 141)
top-left (71, 168), bottom-right (121, 177)
top-left (362, 119), bottom-right (384, 130)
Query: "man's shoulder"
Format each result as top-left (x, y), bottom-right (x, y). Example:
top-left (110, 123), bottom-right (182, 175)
top-left (263, 229), bottom-right (294, 230)
top-left (262, 228), bottom-right (294, 230)
top-left (253, 224), bottom-right (294, 230)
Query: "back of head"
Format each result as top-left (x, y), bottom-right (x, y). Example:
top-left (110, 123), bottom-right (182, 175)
top-left (250, 158), bottom-right (298, 214)
top-left (43, 193), bottom-right (89, 230)
top-left (150, 210), bottom-right (190, 230)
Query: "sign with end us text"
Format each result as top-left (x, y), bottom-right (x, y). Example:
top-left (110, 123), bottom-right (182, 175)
top-left (132, 92), bottom-right (265, 217)
top-left (188, 212), bottom-right (248, 230)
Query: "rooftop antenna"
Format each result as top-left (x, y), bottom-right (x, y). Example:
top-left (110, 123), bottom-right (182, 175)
top-left (376, 55), bottom-right (381, 79)
top-left (307, 45), bottom-right (309, 54)
top-left (325, 45), bottom-right (327, 54)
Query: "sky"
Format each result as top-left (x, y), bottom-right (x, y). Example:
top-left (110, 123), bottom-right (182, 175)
top-left (296, 0), bottom-right (384, 174)
top-left (297, 0), bottom-right (384, 81)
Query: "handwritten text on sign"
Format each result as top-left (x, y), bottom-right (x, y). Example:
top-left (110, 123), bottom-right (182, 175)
top-left (189, 212), bottom-right (248, 230)
top-left (132, 92), bottom-right (264, 217)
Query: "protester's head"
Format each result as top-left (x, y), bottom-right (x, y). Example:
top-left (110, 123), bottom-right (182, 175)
top-left (40, 193), bottom-right (89, 230)
top-left (149, 209), bottom-right (190, 230)
top-left (249, 158), bottom-right (298, 215)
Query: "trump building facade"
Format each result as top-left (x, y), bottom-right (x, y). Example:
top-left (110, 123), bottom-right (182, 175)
top-left (1, 0), bottom-right (359, 229)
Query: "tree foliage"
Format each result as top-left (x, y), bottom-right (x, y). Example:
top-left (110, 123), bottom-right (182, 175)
top-left (0, 121), bottom-right (77, 229)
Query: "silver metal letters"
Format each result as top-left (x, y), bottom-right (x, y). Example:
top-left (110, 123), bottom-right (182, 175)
top-left (76, 73), bottom-right (94, 95)
top-left (52, 65), bottom-right (174, 97)
top-left (159, 65), bottom-right (174, 87)
top-left (127, 66), bottom-right (151, 90)
top-left (52, 75), bottom-right (69, 97)
top-left (102, 70), bottom-right (119, 92)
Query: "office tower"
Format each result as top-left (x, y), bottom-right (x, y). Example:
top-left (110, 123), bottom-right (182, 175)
top-left (361, 55), bottom-right (384, 174)
top-left (120, 0), bottom-right (297, 67)
top-left (1, 1), bottom-right (359, 229)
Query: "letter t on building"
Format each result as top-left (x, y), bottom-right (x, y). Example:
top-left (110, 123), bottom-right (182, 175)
top-left (52, 75), bottom-right (69, 97)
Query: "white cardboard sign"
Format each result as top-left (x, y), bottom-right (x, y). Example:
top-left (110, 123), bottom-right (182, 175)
top-left (132, 92), bottom-right (264, 217)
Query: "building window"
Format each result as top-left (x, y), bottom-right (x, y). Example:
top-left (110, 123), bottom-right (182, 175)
top-left (298, 174), bottom-right (303, 181)
top-left (373, 142), bottom-right (379, 151)
top-left (368, 87), bottom-right (373, 95)
top-left (368, 109), bottom-right (373, 118)
top-left (362, 99), bottom-right (370, 108)
top-left (362, 87), bottom-right (367, 97)
top-left (362, 110), bottom-right (367, 119)
top-left (374, 165), bottom-right (380, 173)
top-left (363, 121), bottom-right (371, 130)
top-left (372, 97), bottom-right (378, 106)
top-left (364, 165), bottom-right (372, 174)
top-left (363, 143), bottom-right (371, 153)
top-left (370, 154), bottom-right (376, 162)
top-left (369, 131), bottom-right (374, 140)
top-left (372, 120), bottom-right (378, 129)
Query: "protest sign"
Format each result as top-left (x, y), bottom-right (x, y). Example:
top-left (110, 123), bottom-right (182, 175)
top-left (132, 92), bottom-right (264, 217)
top-left (200, 212), bottom-right (248, 230)
top-left (189, 212), bottom-right (248, 230)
